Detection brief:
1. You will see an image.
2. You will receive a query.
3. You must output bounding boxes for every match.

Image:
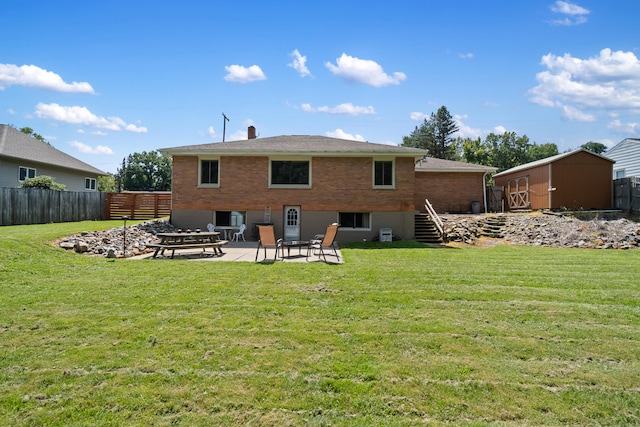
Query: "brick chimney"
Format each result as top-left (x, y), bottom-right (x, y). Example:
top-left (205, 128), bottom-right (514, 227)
top-left (248, 126), bottom-right (256, 139)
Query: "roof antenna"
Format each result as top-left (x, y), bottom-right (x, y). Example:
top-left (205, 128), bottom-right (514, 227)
top-left (222, 112), bottom-right (230, 142)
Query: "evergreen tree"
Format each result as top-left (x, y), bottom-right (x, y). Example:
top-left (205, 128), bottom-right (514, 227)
top-left (402, 106), bottom-right (459, 160)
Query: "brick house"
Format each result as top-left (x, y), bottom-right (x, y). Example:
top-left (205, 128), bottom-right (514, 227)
top-left (414, 157), bottom-right (497, 214)
top-left (160, 129), bottom-right (428, 242)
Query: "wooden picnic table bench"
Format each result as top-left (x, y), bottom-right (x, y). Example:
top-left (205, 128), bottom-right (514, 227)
top-left (149, 231), bottom-right (228, 258)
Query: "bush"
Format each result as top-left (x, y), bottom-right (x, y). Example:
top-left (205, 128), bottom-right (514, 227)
top-left (21, 175), bottom-right (66, 191)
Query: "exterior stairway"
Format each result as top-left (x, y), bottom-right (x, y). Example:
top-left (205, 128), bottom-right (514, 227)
top-left (415, 213), bottom-right (444, 244)
top-left (479, 215), bottom-right (506, 238)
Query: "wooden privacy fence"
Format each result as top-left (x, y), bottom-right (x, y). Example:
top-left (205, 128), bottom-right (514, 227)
top-left (105, 192), bottom-right (171, 219)
top-left (613, 177), bottom-right (640, 213)
top-left (0, 188), bottom-right (105, 226)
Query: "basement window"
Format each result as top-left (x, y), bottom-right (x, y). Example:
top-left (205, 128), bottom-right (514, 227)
top-left (338, 212), bottom-right (371, 230)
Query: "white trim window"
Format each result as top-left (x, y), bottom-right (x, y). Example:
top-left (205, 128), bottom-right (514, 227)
top-left (338, 212), bottom-right (371, 230)
top-left (373, 159), bottom-right (395, 188)
top-left (18, 166), bottom-right (36, 182)
top-left (199, 158), bottom-right (220, 187)
top-left (269, 158), bottom-right (311, 188)
top-left (85, 177), bottom-right (97, 190)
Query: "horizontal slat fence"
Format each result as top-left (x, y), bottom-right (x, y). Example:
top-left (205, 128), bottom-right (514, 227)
top-left (0, 188), bottom-right (106, 226)
top-left (105, 192), bottom-right (171, 219)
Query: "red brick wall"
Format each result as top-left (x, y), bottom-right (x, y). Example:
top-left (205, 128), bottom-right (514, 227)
top-left (414, 172), bottom-right (486, 213)
top-left (171, 155), bottom-right (416, 213)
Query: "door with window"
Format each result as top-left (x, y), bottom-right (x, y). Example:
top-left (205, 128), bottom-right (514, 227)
top-left (284, 206), bottom-right (301, 241)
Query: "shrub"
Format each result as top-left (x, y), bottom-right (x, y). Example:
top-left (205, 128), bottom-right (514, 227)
top-left (21, 175), bottom-right (66, 191)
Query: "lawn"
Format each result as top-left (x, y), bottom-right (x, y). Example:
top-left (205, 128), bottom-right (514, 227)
top-left (1, 220), bottom-right (639, 426)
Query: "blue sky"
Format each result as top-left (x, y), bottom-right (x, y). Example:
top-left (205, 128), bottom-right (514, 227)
top-left (1, 0), bottom-right (639, 173)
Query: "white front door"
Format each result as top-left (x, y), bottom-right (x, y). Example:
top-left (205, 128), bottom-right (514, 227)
top-left (284, 206), bottom-right (301, 241)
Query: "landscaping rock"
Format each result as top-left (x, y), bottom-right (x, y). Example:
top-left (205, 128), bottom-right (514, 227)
top-left (442, 213), bottom-right (640, 249)
top-left (58, 219), bottom-right (175, 257)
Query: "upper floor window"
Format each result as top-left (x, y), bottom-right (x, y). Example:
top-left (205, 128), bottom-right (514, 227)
top-left (615, 170), bottom-right (626, 179)
top-left (19, 166), bottom-right (36, 182)
top-left (85, 178), bottom-right (97, 190)
top-left (373, 160), bottom-right (394, 188)
top-left (199, 159), bottom-right (219, 187)
top-left (270, 159), bottom-right (310, 187)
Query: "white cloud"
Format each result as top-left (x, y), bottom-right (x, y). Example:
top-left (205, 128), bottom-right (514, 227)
top-left (288, 49), bottom-right (311, 77)
top-left (7, 108), bottom-right (15, 114)
top-left (562, 105), bottom-right (596, 122)
top-left (207, 126), bottom-right (216, 138)
top-left (608, 119), bottom-right (640, 134)
top-left (459, 53), bottom-right (474, 59)
top-left (325, 128), bottom-right (366, 141)
top-left (410, 112), bottom-right (427, 121)
top-left (325, 53), bottom-right (406, 87)
top-left (301, 102), bottom-right (375, 116)
top-left (0, 63), bottom-right (94, 93)
top-left (69, 140), bottom-right (114, 155)
top-left (35, 102), bottom-right (148, 133)
top-left (549, 1), bottom-right (589, 25)
top-left (528, 49), bottom-right (640, 121)
top-left (223, 64), bottom-right (266, 83)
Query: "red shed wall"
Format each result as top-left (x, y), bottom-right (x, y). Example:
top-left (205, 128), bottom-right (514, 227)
top-left (494, 164), bottom-right (550, 210)
top-left (494, 151), bottom-right (613, 210)
top-left (550, 151), bottom-right (612, 209)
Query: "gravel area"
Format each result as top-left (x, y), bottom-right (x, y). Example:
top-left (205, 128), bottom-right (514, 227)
top-left (442, 212), bottom-right (640, 249)
top-left (57, 213), bottom-right (640, 258)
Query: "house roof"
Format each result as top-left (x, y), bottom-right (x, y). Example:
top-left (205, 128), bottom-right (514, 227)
top-left (493, 148), bottom-right (615, 178)
top-left (0, 125), bottom-right (107, 175)
top-left (415, 156), bottom-right (497, 173)
top-left (159, 135), bottom-right (428, 158)
top-left (606, 137), bottom-right (640, 156)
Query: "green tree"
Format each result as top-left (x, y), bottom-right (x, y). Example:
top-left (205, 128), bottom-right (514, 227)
top-left (581, 141), bottom-right (608, 155)
top-left (402, 106), bottom-right (459, 160)
top-left (459, 132), bottom-right (558, 172)
top-left (527, 142), bottom-right (559, 161)
top-left (21, 175), bottom-right (65, 190)
top-left (117, 151), bottom-right (171, 191)
top-left (98, 173), bottom-right (118, 192)
top-left (19, 126), bottom-right (49, 144)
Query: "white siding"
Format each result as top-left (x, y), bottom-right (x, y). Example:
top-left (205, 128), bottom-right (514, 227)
top-left (605, 139), bottom-right (640, 178)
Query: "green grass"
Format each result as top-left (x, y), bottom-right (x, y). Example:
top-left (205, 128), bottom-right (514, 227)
top-left (1, 220), bottom-right (640, 426)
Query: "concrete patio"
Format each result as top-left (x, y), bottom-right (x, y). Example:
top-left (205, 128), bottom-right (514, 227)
top-left (130, 240), bottom-right (343, 263)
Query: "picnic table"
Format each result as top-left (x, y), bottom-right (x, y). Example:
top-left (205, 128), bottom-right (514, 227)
top-left (148, 231), bottom-right (228, 258)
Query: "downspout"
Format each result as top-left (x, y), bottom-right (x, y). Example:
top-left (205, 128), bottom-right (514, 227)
top-left (482, 171), bottom-right (489, 213)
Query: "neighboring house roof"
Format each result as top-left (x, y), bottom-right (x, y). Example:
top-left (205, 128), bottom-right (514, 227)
top-left (0, 124), bottom-right (106, 175)
top-left (415, 157), bottom-right (497, 173)
top-left (159, 135), bottom-right (428, 158)
top-left (493, 148), bottom-right (615, 178)
top-left (606, 137), bottom-right (640, 156)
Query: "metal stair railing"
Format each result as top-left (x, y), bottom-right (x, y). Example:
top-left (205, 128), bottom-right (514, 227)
top-left (424, 198), bottom-right (446, 242)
